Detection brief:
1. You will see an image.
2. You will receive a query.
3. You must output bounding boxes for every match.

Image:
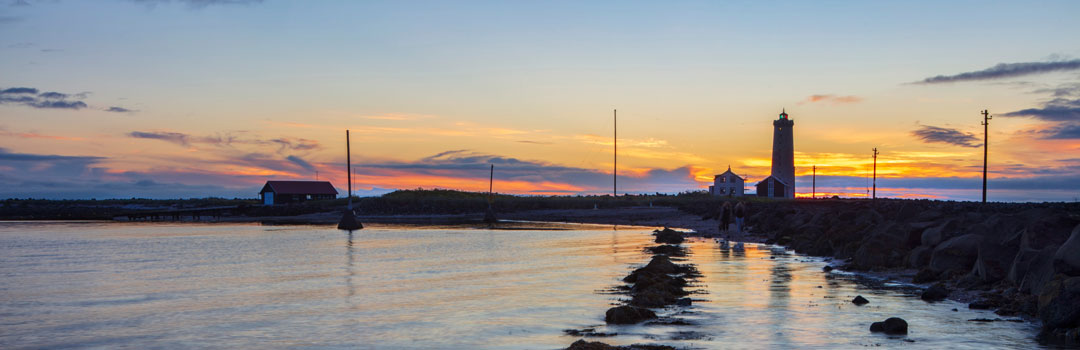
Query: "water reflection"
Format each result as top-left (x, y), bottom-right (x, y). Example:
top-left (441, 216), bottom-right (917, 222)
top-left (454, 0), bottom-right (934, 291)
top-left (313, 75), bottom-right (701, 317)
top-left (0, 223), bottom-right (1050, 349)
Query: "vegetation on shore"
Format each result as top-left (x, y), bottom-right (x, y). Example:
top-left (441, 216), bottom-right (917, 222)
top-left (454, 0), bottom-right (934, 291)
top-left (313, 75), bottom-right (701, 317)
top-left (1, 189), bottom-right (725, 220)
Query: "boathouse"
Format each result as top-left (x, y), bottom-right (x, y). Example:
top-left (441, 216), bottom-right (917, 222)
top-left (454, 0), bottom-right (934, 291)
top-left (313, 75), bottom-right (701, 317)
top-left (259, 180), bottom-right (338, 205)
top-left (709, 166), bottom-right (745, 197)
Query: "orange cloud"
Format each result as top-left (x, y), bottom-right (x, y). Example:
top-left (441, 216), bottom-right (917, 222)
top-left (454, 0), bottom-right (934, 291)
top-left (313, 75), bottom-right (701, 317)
top-left (802, 94), bottom-right (863, 105)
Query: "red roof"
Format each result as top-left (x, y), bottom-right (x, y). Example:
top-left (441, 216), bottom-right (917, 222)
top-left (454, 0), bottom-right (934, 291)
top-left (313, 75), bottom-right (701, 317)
top-left (261, 181), bottom-right (338, 195)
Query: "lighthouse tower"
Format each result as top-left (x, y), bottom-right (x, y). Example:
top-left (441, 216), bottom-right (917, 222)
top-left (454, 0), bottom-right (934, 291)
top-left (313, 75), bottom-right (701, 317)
top-left (770, 109), bottom-right (795, 198)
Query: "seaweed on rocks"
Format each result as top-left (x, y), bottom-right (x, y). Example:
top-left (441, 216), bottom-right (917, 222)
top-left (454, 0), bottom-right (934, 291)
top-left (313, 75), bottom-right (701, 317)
top-left (565, 340), bottom-right (676, 350)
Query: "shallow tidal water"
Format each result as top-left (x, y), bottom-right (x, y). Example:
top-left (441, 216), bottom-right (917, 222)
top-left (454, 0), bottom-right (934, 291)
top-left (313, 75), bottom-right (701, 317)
top-left (0, 222), bottom-right (1049, 349)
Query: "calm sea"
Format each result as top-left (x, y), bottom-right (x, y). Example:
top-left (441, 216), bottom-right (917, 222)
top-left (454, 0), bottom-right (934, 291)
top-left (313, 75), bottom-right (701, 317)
top-left (0, 222), bottom-right (1047, 349)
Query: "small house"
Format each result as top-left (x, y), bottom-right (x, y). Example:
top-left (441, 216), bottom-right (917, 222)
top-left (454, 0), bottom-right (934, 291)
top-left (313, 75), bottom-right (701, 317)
top-left (755, 176), bottom-right (789, 198)
top-left (709, 166), bottom-right (745, 197)
top-left (259, 180), bottom-right (338, 205)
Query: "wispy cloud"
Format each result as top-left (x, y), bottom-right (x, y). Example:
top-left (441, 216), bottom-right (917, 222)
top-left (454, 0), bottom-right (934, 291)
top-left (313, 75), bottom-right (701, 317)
top-left (285, 155), bottom-right (316, 172)
top-left (1002, 98), bottom-right (1080, 122)
top-left (916, 59), bottom-right (1080, 84)
top-left (356, 150), bottom-right (702, 195)
top-left (0, 86), bottom-right (103, 110)
top-left (802, 94), bottom-right (862, 104)
top-left (128, 130), bottom-right (322, 151)
top-left (911, 125), bottom-right (982, 148)
top-left (129, 131), bottom-right (192, 146)
top-left (106, 106), bottom-right (134, 113)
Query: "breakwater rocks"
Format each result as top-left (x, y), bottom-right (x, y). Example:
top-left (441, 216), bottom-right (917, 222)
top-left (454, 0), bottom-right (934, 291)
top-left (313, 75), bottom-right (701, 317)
top-left (721, 199), bottom-right (1080, 343)
top-left (566, 228), bottom-right (700, 349)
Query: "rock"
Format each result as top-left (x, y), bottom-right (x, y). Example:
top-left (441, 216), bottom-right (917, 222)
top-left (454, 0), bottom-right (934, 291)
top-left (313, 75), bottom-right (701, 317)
top-left (974, 238), bottom-right (1019, 283)
top-left (908, 246), bottom-right (933, 269)
top-left (852, 223), bottom-right (908, 269)
top-left (823, 265), bottom-right (834, 272)
top-left (929, 234), bottom-right (982, 274)
top-left (567, 340), bottom-right (616, 350)
top-left (676, 297), bottom-right (692, 306)
top-left (915, 210), bottom-right (943, 222)
top-left (895, 203), bottom-right (920, 222)
top-left (1053, 224), bottom-right (1080, 276)
top-left (921, 219), bottom-right (959, 247)
top-left (869, 317), bottom-right (908, 335)
top-left (855, 208), bottom-right (884, 228)
top-left (1015, 245), bottom-right (1060, 295)
top-left (1038, 276), bottom-right (1080, 332)
top-left (604, 306), bottom-right (657, 324)
top-left (913, 268), bottom-right (940, 283)
top-left (1020, 211), bottom-right (1079, 250)
top-left (852, 295), bottom-right (869, 305)
top-left (921, 283), bottom-right (949, 302)
top-left (565, 340), bottom-right (677, 350)
top-left (653, 228), bottom-right (684, 244)
top-left (969, 301), bottom-right (992, 310)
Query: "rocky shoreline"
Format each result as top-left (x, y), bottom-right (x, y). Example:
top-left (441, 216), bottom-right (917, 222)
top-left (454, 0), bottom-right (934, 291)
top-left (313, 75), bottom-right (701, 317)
top-left (709, 199), bottom-right (1080, 344)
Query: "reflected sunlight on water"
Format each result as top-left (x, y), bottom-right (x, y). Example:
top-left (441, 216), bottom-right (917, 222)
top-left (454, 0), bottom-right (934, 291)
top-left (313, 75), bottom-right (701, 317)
top-left (0, 222), bottom-right (1048, 349)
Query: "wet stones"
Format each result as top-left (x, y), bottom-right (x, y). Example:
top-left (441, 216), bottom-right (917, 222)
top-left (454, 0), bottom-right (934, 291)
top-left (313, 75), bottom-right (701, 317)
top-left (653, 228), bottom-right (684, 244)
top-left (921, 283), bottom-right (950, 302)
top-left (604, 306), bottom-right (657, 325)
top-left (604, 238), bottom-right (699, 325)
top-left (565, 339), bottom-right (676, 350)
top-left (869, 317), bottom-right (909, 335)
top-left (852, 295), bottom-right (869, 305)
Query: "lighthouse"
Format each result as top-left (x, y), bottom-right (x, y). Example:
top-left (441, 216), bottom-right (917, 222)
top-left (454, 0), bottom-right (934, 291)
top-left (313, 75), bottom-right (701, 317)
top-left (757, 109), bottom-right (795, 198)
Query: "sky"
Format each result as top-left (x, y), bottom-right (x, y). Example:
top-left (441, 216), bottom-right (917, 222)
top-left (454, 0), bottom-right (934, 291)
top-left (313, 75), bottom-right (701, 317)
top-left (2, 0), bottom-right (1079, 202)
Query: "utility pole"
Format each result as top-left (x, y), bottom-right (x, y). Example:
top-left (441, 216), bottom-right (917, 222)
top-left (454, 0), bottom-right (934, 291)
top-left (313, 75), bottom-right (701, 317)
top-left (812, 165), bottom-right (816, 199)
top-left (982, 109), bottom-right (991, 204)
top-left (488, 164), bottom-right (494, 203)
top-left (872, 148), bottom-right (879, 200)
top-left (613, 109), bottom-right (617, 198)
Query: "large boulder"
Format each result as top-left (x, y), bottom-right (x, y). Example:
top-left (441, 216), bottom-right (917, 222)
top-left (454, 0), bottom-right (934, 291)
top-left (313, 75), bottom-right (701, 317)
top-left (894, 203), bottom-right (920, 222)
top-left (1012, 245), bottom-right (1061, 295)
top-left (604, 306), bottom-right (657, 324)
top-left (921, 219), bottom-right (960, 247)
top-left (854, 208), bottom-right (884, 229)
top-left (974, 238), bottom-right (1020, 283)
top-left (929, 234), bottom-right (982, 274)
top-left (1053, 224), bottom-right (1080, 276)
top-left (1038, 276), bottom-right (1080, 333)
top-left (1020, 212), bottom-right (1079, 250)
top-left (921, 283), bottom-right (950, 301)
top-left (869, 317), bottom-right (908, 335)
top-left (908, 246), bottom-right (933, 269)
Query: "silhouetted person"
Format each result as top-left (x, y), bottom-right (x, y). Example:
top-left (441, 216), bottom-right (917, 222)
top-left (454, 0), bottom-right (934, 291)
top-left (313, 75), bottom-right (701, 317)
top-left (720, 201), bottom-right (732, 235)
top-left (734, 202), bottom-right (746, 233)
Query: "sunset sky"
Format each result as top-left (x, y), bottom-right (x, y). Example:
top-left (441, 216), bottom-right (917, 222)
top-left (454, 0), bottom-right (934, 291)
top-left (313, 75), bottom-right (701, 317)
top-left (2, 1), bottom-right (1079, 201)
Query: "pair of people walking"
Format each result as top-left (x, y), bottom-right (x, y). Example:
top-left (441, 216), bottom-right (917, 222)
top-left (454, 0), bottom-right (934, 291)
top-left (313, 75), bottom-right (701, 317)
top-left (719, 201), bottom-right (746, 235)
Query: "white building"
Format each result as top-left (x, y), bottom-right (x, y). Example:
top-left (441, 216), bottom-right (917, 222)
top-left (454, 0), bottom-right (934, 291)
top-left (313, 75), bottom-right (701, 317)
top-left (709, 166), bottom-right (745, 197)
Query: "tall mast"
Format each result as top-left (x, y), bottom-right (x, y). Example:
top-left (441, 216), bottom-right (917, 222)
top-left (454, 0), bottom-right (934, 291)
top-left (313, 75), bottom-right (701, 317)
top-left (488, 164), bottom-right (494, 202)
top-left (812, 165), bottom-right (816, 199)
top-left (346, 130), bottom-right (352, 210)
top-left (613, 109), bottom-right (617, 198)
